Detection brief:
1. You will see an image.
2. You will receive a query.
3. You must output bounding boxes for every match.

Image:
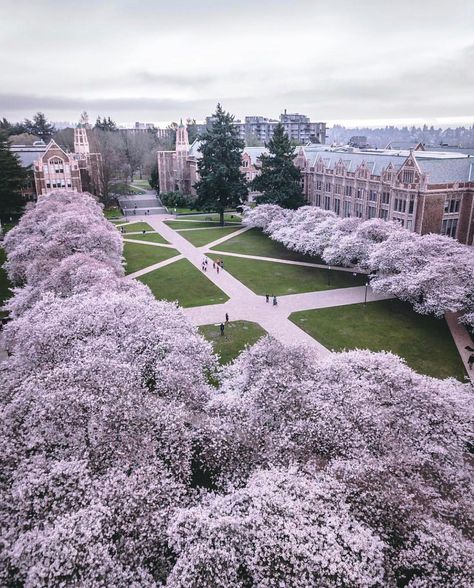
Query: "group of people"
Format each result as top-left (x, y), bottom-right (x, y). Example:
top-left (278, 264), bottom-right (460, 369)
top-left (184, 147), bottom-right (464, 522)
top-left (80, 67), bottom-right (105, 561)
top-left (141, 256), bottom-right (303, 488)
top-left (219, 313), bottom-right (229, 336)
top-left (202, 258), bottom-right (224, 273)
top-left (265, 293), bottom-right (278, 306)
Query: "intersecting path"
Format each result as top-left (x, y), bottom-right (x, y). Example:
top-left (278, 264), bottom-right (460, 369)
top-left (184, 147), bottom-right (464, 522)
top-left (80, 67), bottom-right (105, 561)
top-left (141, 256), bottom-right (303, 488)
top-left (123, 215), bottom-right (392, 355)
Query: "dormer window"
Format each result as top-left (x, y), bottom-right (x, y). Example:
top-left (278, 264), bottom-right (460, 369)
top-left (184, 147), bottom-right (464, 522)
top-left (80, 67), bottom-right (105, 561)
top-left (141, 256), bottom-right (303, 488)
top-left (402, 170), bottom-right (414, 184)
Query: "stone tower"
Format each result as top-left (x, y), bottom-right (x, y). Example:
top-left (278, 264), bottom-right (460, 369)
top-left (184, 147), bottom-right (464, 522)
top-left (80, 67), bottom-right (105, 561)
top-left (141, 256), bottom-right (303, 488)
top-left (175, 119), bottom-right (189, 192)
top-left (74, 112), bottom-right (90, 154)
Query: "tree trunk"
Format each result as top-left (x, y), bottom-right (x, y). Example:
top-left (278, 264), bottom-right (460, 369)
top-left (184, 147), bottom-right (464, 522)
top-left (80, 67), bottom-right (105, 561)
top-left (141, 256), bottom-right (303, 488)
top-left (220, 209), bottom-right (224, 226)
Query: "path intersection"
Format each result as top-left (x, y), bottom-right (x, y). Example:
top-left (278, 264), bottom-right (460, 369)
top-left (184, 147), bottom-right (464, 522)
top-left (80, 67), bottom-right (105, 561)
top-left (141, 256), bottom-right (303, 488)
top-left (120, 214), bottom-right (392, 355)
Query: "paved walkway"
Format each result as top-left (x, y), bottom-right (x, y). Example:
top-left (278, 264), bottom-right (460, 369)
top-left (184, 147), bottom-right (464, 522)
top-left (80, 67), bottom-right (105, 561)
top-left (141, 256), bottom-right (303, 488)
top-left (445, 312), bottom-right (474, 382)
top-left (125, 215), bottom-right (390, 355)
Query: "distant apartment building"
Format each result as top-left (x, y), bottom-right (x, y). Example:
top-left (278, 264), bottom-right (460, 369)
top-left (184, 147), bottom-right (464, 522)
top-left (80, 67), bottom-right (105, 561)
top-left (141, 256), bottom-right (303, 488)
top-left (197, 110), bottom-right (327, 144)
top-left (33, 116), bottom-right (103, 197)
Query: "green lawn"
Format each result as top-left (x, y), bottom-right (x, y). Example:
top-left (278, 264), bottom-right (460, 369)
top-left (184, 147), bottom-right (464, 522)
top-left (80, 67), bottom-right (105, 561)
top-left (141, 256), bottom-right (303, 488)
top-left (165, 220), bottom-right (241, 230)
top-left (120, 222), bottom-right (155, 233)
top-left (0, 248), bottom-right (12, 317)
top-left (124, 232), bottom-right (169, 244)
top-left (199, 320), bottom-right (267, 364)
top-left (290, 300), bottom-right (466, 381)
top-left (138, 259), bottom-right (229, 307)
top-left (112, 182), bottom-right (146, 195)
top-left (211, 228), bottom-right (326, 264)
top-left (179, 227), bottom-right (243, 247)
top-left (123, 242), bottom-right (179, 274)
top-left (104, 207), bottom-right (122, 220)
top-left (131, 179), bottom-right (152, 189)
top-left (207, 253), bottom-right (366, 296)
top-left (178, 213), bottom-right (241, 223)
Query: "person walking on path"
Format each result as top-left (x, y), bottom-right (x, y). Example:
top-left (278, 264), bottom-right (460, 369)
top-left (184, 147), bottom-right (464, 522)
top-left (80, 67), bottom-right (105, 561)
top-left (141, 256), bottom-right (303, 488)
top-left (220, 323), bottom-right (225, 336)
top-left (468, 353), bottom-right (474, 370)
top-left (273, 295), bottom-right (278, 306)
top-left (220, 259), bottom-right (224, 269)
top-left (213, 261), bottom-right (216, 270)
top-left (265, 294), bottom-right (269, 303)
top-left (225, 313), bottom-right (229, 323)
top-left (216, 265), bottom-right (220, 274)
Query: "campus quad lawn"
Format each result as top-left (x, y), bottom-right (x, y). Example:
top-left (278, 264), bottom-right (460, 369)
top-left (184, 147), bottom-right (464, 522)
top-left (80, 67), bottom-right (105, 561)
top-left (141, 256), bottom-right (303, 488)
top-left (207, 253), bottom-right (366, 296)
top-left (199, 320), bottom-right (267, 364)
top-left (290, 299), bottom-right (466, 381)
top-left (104, 206), bottom-right (122, 219)
top-left (178, 213), bottom-right (241, 223)
top-left (123, 242), bottom-right (179, 275)
top-left (211, 228), bottom-right (326, 264)
top-left (123, 232), bottom-right (169, 244)
top-left (179, 227), bottom-right (243, 247)
top-left (138, 258), bottom-right (229, 308)
top-left (120, 222), bottom-right (155, 233)
top-left (165, 220), bottom-right (242, 230)
top-left (0, 248), bottom-right (12, 318)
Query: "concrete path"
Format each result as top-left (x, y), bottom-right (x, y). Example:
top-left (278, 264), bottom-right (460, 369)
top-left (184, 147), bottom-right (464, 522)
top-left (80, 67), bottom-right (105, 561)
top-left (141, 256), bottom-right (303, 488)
top-left (123, 214), bottom-right (388, 354)
top-left (445, 312), bottom-right (474, 383)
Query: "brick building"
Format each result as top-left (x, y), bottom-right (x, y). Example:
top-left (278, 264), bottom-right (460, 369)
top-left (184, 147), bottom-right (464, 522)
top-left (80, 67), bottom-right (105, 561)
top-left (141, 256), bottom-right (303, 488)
top-left (33, 115), bottom-right (103, 197)
top-left (158, 125), bottom-right (474, 244)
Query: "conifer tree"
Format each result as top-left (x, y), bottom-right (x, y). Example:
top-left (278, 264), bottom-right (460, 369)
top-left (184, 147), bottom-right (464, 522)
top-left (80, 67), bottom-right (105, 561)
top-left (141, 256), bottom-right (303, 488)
top-left (195, 104), bottom-right (248, 225)
top-left (252, 122), bottom-right (305, 209)
top-left (0, 132), bottom-right (26, 222)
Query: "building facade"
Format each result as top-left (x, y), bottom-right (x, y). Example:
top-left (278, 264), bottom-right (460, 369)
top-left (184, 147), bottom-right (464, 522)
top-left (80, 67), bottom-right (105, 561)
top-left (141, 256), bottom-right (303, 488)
top-left (298, 146), bottom-right (474, 245)
top-left (33, 116), bottom-right (103, 197)
top-left (197, 110), bottom-right (327, 145)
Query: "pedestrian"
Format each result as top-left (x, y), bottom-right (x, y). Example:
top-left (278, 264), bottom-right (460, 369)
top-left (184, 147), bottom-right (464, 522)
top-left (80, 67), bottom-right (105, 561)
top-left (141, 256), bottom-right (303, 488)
top-left (220, 323), bottom-right (225, 336)
top-left (225, 313), bottom-right (229, 323)
top-left (265, 294), bottom-right (269, 303)
top-left (142, 229), bottom-right (146, 234)
top-left (147, 209), bottom-right (150, 215)
top-left (220, 259), bottom-right (224, 269)
top-left (273, 295), bottom-right (277, 306)
top-left (216, 265), bottom-right (220, 274)
top-left (468, 354), bottom-right (474, 370)
top-left (213, 261), bottom-right (216, 270)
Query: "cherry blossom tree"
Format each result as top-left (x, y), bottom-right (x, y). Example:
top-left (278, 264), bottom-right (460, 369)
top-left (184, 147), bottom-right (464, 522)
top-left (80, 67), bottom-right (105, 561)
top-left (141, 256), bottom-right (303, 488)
top-left (167, 468), bottom-right (387, 588)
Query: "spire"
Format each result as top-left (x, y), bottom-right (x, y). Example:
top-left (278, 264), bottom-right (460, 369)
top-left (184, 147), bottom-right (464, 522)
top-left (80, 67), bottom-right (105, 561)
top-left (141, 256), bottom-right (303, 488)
top-left (176, 117), bottom-right (189, 153)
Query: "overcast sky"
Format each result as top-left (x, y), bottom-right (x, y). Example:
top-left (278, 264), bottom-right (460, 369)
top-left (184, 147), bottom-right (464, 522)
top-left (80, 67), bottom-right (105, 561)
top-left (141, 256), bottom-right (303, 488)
top-left (1, 0), bottom-right (473, 127)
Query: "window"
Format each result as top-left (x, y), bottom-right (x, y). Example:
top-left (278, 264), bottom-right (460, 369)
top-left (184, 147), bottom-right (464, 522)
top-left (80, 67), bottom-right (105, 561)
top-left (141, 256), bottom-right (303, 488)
top-left (381, 191), bottom-right (390, 204)
top-left (394, 198), bottom-right (406, 213)
top-left (334, 183), bottom-right (342, 195)
top-left (356, 188), bottom-right (363, 199)
top-left (402, 170), bottom-right (414, 184)
top-left (444, 198), bottom-right (460, 213)
top-left (334, 199), bottom-right (341, 215)
top-left (368, 206), bottom-right (376, 219)
top-left (442, 218), bottom-right (458, 238)
top-left (408, 199), bottom-right (414, 214)
top-left (324, 196), bottom-right (331, 210)
top-left (325, 183), bottom-right (331, 193)
top-left (343, 201), bottom-right (352, 217)
top-left (315, 194), bottom-right (321, 207)
top-left (316, 180), bottom-right (322, 191)
top-left (344, 185), bottom-right (353, 197)
top-left (369, 190), bottom-right (377, 201)
top-left (379, 209), bottom-right (388, 220)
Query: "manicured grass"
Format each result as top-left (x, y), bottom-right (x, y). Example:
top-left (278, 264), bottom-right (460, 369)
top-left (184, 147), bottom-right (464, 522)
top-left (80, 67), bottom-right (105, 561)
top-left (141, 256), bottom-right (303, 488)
top-left (290, 300), bottom-right (467, 381)
top-left (179, 213), bottom-right (241, 223)
top-left (138, 259), bottom-right (229, 308)
top-left (211, 228), bottom-right (326, 264)
top-left (104, 207), bottom-right (122, 219)
top-left (131, 179), bottom-right (152, 189)
top-left (0, 248), bottom-right (12, 317)
top-left (112, 182), bottom-right (146, 195)
top-left (165, 220), bottom-right (241, 230)
top-left (120, 222), bottom-right (155, 233)
top-left (207, 253), bottom-right (366, 296)
top-left (123, 242), bottom-right (179, 275)
top-left (179, 227), bottom-right (243, 247)
top-left (199, 320), bottom-right (267, 364)
top-left (123, 232), bottom-right (169, 244)
top-left (173, 208), bottom-right (198, 214)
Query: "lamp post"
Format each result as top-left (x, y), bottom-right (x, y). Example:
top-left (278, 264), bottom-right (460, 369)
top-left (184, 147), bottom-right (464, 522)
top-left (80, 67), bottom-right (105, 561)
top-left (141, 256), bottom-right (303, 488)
top-left (364, 282), bottom-right (369, 306)
top-left (327, 265), bottom-right (331, 286)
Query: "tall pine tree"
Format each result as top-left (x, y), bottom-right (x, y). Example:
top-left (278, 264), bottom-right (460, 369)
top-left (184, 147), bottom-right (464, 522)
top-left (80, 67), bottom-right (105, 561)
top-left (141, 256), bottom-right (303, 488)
top-left (252, 122), bottom-right (305, 209)
top-left (195, 104), bottom-right (248, 225)
top-left (0, 132), bottom-right (26, 222)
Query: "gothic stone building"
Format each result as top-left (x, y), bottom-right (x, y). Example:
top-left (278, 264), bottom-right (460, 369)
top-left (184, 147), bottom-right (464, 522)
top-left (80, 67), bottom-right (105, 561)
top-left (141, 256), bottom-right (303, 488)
top-left (34, 118), bottom-right (103, 197)
top-left (297, 145), bottom-right (474, 245)
top-left (157, 124), bottom-right (474, 244)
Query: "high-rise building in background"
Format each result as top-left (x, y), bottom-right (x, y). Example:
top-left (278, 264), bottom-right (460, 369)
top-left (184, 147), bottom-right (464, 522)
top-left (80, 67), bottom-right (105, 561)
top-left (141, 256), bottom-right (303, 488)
top-left (197, 110), bottom-right (327, 144)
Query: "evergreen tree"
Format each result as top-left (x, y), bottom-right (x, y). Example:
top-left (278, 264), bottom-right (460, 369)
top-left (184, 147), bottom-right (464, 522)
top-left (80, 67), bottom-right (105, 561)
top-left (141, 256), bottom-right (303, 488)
top-left (149, 160), bottom-right (159, 192)
top-left (94, 116), bottom-right (118, 132)
top-left (252, 123), bottom-right (305, 209)
top-left (23, 112), bottom-right (56, 141)
top-left (195, 104), bottom-right (248, 225)
top-left (0, 132), bottom-right (26, 221)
